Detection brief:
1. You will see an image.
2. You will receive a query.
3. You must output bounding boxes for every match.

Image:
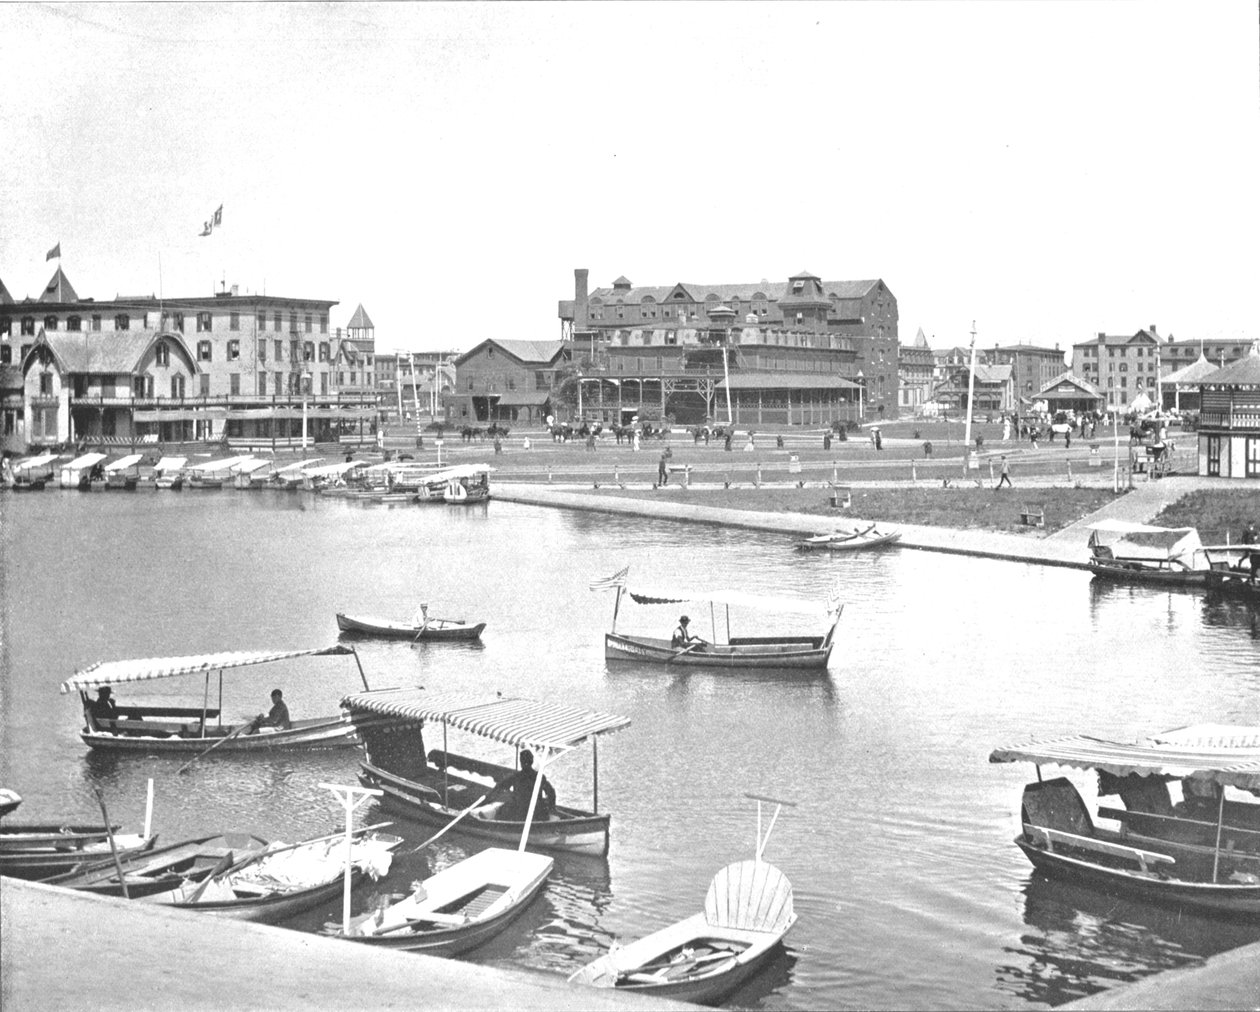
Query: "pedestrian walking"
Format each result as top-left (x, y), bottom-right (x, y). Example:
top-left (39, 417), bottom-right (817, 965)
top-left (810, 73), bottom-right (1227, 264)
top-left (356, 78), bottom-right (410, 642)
top-left (996, 456), bottom-right (1012, 489)
top-left (657, 453), bottom-right (669, 486)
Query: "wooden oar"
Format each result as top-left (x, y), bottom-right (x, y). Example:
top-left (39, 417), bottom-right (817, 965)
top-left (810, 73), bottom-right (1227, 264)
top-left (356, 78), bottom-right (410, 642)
top-left (619, 948), bottom-right (738, 979)
top-left (401, 794), bottom-right (488, 854)
top-left (176, 720), bottom-right (254, 775)
top-left (91, 787), bottom-right (130, 900)
top-left (183, 848), bottom-right (237, 904)
top-left (667, 642), bottom-right (705, 663)
top-left (214, 820), bottom-right (396, 880)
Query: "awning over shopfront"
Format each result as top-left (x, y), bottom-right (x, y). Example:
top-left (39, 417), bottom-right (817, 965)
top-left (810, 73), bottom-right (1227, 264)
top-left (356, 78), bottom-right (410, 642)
top-left (716, 372), bottom-right (861, 391)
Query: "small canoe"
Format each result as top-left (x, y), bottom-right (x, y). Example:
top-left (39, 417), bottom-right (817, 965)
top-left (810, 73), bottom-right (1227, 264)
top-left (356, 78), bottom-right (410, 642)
top-left (0, 823), bottom-right (158, 880)
top-left (796, 523), bottom-right (901, 552)
top-left (330, 846), bottom-right (553, 956)
top-left (0, 789), bottom-right (21, 818)
top-left (45, 833), bottom-right (270, 898)
top-left (336, 613), bottom-right (486, 641)
top-left (138, 829), bottom-right (402, 922)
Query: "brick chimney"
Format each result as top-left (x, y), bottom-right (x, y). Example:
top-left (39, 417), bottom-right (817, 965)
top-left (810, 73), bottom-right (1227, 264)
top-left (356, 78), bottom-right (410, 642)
top-left (574, 268), bottom-right (589, 308)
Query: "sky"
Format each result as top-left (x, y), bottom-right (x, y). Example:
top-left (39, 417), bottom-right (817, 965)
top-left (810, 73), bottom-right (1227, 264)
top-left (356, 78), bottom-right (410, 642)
top-left (2, 2), bottom-right (1258, 354)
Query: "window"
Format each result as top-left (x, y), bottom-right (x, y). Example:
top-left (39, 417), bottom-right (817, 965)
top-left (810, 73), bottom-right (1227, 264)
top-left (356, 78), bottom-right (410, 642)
top-left (467, 377), bottom-right (474, 390)
top-left (0, 318), bottom-right (8, 336)
top-left (39, 372), bottom-right (53, 395)
top-left (115, 314), bottom-right (130, 330)
top-left (304, 313), bottom-right (312, 333)
top-left (229, 312), bottom-right (240, 331)
top-left (229, 373), bottom-right (240, 395)
top-left (1246, 437), bottom-right (1260, 478)
top-left (508, 377), bottom-right (516, 390)
top-left (155, 341), bottom-right (170, 366)
top-left (257, 312), bottom-right (267, 330)
top-left (199, 374), bottom-right (210, 396)
top-left (1206, 435), bottom-right (1221, 477)
top-left (274, 339), bottom-right (284, 361)
top-left (289, 312), bottom-right (297, 333)
top-left (274, 372), bottom-right (284, 395)
top-left (171, 311), bottom-right (184, 332)
top-left (197, 340), bottom-right (212, 361)
top-left (303, 342), bottom-right (314, 362)
top-left (319, 342), bottom-right (330, 361)
top-left (258, 340), bottom-right (267, 362)
top-left (321, 372), bottom-right (329, 394)
top-left (257, 374), bottom-right (268, 395)
top-left (197, 312), bottom-right (212, 332)
top-left (91, 315), bottom-right (101, 331)
top-left (320, 314), bottom-right (328, 334)
top-left (274, 311), bottom-right (283, 330)
top-left (67, 316), bottom-right (81, 331)
top-left (44, 315), bottom-right (58, 331)
top-left (0, 346), bottom-right (9, 365)
top-left (21, 317), bottom-right (35, 335)
top-left (228, 339), bottom-right (240, 361)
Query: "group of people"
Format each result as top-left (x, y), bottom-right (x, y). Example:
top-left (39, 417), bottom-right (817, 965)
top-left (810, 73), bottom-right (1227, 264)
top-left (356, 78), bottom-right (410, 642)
top-left (88, 686), bottom-right (291, 733)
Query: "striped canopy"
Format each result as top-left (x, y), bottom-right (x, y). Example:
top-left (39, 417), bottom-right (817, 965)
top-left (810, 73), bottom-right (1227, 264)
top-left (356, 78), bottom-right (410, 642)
top-left (989, 734), bottom-right (1260, 791)
top-left (61, 645), bottom-right (353, 694)
top-left (341, 688), bottom-right (630, 751)
top-left (627, 586), bottom-right (831, 618)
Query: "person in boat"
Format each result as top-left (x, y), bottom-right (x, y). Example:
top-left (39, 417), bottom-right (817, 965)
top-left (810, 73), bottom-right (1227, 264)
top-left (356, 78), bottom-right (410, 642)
top-left (413, 602), bottom-right (430, 632)
top-left (89, 686), bottom-right (119, 722)
top-left (252, 689), bottom-right (291, 733)
top-left (487, 749), bottom-right (555, 821)
top-left (671, 615), bottom-right (706, 649)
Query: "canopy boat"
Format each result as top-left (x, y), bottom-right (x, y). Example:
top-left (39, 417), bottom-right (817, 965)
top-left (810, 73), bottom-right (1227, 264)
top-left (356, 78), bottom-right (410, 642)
top-left (570, 796), bottom-right (797, 1004)
top-left (335, 611), bottom-right (485, 642)
top-left (1085, 520), bottom-right (1246, 586)
top-left (1203, 546), bottom-right (1260, 599)
top-left (104, 453), bottom-right (145, 490)
top-left (185, 454), bottom-right (254, 489)
top-left (60, 645), bottom-right (378, 753)
top-left (135, 826), bottom-right (402, 921)
top-left (232, 457), bottom-right (276, 489)
top-left (343, 687), bottom-right (631, 856)
top-left (795, 523), bottom-right (902, 552)
top-left (329, 846), bottom-right (553, 956)
top-left (267, 457), bottom-right (323, 489)
top-left (592, 567), bottom-right (843, 670)
top-left (151, 455), bottom-right (187, 489)
top-left (59, 452), bottom-right (108, 489)
top-left (46, 832), bottom-right (270, 898)
top-left (6, 452), bottom-right (60, 490)
top-left (0, 823), bottom-right (157, 880)
top-left (304, 460), bottom-right (367, 493)
top-left (989, 724), bottom-right (1260, 917)
top-left (441, 464), bottom-right (492, 504)
top-left (0, 788), bottom-right (21, 817)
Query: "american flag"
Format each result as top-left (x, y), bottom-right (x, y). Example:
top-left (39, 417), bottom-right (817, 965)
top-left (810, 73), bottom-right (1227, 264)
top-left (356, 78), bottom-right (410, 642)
top-left (589, 566), bottom-right (629, 592)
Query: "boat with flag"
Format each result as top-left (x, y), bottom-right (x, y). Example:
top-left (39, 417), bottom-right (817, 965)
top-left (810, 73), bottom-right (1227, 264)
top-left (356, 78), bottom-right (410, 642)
top-left (60, 645), bottom-right (379, 754)
top-left (591, 566), bottom-right (843, 670)
top-left (343, 687), bottom-right (631, 856)
top-left (989, 724), bottom-right (1260, 917)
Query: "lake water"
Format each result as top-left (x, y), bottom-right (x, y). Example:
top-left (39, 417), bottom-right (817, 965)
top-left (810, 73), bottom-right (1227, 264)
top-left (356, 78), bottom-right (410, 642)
top-left (2, 489), bottom-right (1259, 1009)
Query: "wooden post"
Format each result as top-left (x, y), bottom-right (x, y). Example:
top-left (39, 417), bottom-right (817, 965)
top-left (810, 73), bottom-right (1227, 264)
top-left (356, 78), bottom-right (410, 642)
top-left (320, 782), bottom-right (382, 935)
top-left (1212, 786), bottom-right (1226, 883)
top-left (592, 737), bottom-right (599, 814)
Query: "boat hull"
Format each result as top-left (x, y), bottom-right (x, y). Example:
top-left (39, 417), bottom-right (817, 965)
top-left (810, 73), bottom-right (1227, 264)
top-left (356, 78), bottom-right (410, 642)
top-left (605, 632), bottom-right (831, 670)
top-left (1015, 837), bottom-right (1260, 918)
top-left (0, 826), bottom-right (156, 880)
top-left (81, 715), bottom-right (360, 753)
top-left (336, 613), bottom-right (485, 641)
top-left (47, 833), bottom-right (269, 897)
top-left (1087, 559), bottom-right (1207, 586)
top-left (797, 531), bottom-right (901, 552)
top-left (1204, 570), bottom-right (1260, 598)
top-left (359, 762), bottom-right (612, 856)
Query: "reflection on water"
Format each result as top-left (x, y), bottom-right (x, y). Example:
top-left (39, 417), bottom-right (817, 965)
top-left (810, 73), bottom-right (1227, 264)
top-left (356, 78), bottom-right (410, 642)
top-left (996, 872), bottom-right (1260, 1008)
top-left (4, 491), bottom-right (1260, 1010)
top-left (1202, 591), bottom-right (1260, 640)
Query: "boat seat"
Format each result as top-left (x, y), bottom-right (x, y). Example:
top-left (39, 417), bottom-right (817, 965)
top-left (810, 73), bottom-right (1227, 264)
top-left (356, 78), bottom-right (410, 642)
top-left (704, 859), bottom-right (794, 934)
top-left (1027, 825), bottom-right (1175, 873)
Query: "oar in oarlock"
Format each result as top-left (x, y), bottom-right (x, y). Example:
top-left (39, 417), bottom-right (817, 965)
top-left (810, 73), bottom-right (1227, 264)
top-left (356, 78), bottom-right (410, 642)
top-left (176, 719), bottom-right (256, 775)
top-left (401, 793), bottom-right (489, 855)
top-left (667, 642), bottom-right (705, 663)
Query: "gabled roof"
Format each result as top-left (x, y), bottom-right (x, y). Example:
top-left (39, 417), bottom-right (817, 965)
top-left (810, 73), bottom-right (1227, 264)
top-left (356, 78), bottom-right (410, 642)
top-left (587, 277), bottom-right (883, 308)
top-left (455, 338), bottom-right (566, 367)
top-left (1199, 347), bottom-right (1260, 387)
top-left (973, 362), bottom-right (1012, 383)
top-left (347, 304), bottom-right (374, 329)
top-left (0, 276), bottom-right (13, 305)
top-left (39, 267), bottom-right (79, 304)
top-left (1037, 371), bottom-right (1101, 398)
top-left (1163, 354), bottom-right (1220, 385)
top-left (29, 329), bottom-right (194, 375)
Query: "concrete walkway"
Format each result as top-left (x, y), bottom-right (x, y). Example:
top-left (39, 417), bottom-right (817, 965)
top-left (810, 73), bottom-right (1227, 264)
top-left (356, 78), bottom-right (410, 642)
top-left (0, 878), bottom-right (695, 1012)
top-left (1062, 939), bottom-right (1260, 1010)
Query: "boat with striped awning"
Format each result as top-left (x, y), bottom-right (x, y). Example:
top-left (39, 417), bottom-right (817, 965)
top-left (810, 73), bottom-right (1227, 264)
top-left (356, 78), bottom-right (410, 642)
top-left (343, 688), bottom-right (631, 856)
top-left (60, 645), bottom-right (382, 754)
top-left (990, 724), bottom-right (1260, 917)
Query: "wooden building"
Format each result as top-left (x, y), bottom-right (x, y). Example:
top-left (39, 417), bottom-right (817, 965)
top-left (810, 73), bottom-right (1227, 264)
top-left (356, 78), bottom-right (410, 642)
top-left (1196, 347), bottom-right (1260, 478)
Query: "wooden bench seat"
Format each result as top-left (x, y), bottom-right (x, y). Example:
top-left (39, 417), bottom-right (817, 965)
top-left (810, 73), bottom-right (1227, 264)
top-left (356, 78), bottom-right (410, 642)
top-left (1019, 506), bottom-right (1045, 528)
top-left (828, 485), bottom-right (852, 509)
top-left (1027, 824), bottom-right (1175, 873)
top-left (427, 749), bottom-right (511, 782)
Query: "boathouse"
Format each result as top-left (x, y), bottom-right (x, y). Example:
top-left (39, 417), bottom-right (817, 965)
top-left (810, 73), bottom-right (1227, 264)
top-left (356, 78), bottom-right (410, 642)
top-left (1195, 345), bottom-right (1260, 478)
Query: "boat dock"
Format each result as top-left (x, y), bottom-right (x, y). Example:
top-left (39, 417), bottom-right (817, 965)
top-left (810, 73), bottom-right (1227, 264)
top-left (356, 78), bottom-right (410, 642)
top-left (1, 877), bottom-right (698, 1011)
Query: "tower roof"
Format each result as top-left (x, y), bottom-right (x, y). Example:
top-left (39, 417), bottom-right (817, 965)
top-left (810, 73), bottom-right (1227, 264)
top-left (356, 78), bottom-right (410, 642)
top-left (347, 304), bottom-right (374, 330)
top-left (39, 267), bottom-right (80, 304)
top-left (0, 276), bottom-right (13, 305)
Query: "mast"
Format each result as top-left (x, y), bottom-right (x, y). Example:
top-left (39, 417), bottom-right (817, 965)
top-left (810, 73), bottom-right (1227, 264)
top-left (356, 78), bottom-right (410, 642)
top-left (963, 321), bottom-right (978, 473)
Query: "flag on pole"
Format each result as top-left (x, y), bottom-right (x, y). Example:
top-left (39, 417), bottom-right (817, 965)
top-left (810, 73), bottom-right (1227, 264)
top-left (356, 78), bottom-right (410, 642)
top-left (199, 203), bottom-right (223, 237)
top-left (213, 204), bottom-right (223, 226)
top-left (589, 566), bottom-right (630, 592)
top-left (46, 242), bottom-right (61, 261)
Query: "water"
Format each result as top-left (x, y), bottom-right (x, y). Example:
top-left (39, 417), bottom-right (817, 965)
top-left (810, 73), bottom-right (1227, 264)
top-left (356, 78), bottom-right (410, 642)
top-left (3, 489), bottom-right (1259, 1009)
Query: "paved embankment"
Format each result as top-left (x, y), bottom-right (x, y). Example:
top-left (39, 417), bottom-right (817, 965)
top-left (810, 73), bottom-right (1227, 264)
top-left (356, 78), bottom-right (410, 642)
top-left (1061, 939), bottom-right (1260, 1010)
top-left (0, 878), bottom-right (697, 1012)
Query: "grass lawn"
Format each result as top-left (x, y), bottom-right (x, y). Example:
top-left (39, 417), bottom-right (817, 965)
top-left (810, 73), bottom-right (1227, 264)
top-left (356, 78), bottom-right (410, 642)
top-left (1152, 490), bottom-right (1260, 544)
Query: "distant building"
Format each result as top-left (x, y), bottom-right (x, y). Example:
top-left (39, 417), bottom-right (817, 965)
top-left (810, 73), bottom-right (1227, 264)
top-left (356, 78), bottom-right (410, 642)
top-left (1195, 345), bottom-right (1260, 478)
top-left (1162, 336), bottom-right (1256, 375)
top-left (445, 339), bottom-right (569, 427)
top-left (1070, 326), bottom-right (1165, 410)
top-left (898, 329), bottom-right (934, 412)
top-left (1033, 372), bottom-right (1103, 416)
top-left (985, 343), bottom-right (1068, 405)
top-left (377, 350), bottom-right (459, 419)
top-left (931, 361), bottom-right (1015, 415)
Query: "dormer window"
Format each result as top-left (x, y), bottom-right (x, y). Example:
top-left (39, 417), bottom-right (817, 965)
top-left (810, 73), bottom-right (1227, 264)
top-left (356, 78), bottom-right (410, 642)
top-left (792, 281), bottom-right (805, 293)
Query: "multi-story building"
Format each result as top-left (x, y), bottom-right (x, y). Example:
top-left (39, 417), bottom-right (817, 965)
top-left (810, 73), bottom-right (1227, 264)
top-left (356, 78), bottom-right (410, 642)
top-left (985, 343), bottom-right (1068, 404)
top-left (1070, 326), bottom-right (1165, 410)
top-left (1162, 336), bottom-right (1256, 375)
top-left (559, 268), bottom-right (898, 419)
top-left (445, 339), bottom-right (569, 427)
top-left (898, 329), bottom-right (935, 412)
top-left (0, 266), bottom-right (376, 450)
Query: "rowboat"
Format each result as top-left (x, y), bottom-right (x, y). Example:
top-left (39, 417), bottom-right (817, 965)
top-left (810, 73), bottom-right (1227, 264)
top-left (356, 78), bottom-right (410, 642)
top-left (440, 464), bottom-right (492, 504)
top-left (343, 687), bottom-right (631, 856)
top-left (795, 523), bottom-right (901, 552)
top-left (336, 612), bottom-right (486, 642)
top-left (135, 827), bottom-right (402, 921)
top-left (1086, 520), bottom-right (1247, 586)
top-left (0, 788), bottom-right (20, 817)
top-left (46, 833), bottom-right (270, 898)
top-left (59, 645), bottom-right (378, 754)
top-left (592, 567), bottom-right (843, 670)
top-left (570, 796), bottom-right (797, 1004)
top-left (990, 724), bottom-right (1260, 918)
top-left (0, 823), bottom-right (157, 880)
top-left (330, 846), bottom-right (553, 956)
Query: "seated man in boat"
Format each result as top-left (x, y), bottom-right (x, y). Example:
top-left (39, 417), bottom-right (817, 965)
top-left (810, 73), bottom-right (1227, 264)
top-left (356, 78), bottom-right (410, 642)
top-left (251, 688), bottom-right (291, 733)
top-left (671, 615), bottom-right (706, 649)
top-left (89, 686), bottom-right (119, 723)
top-left (486, 749), bottom-right (555, 821)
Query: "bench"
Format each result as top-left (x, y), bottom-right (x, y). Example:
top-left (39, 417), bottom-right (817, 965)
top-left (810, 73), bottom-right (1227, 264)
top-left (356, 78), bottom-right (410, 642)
top-left (828, 485), bottom-right (852, 509)
top-left (428, 749), bottom-right (511, 781)
top-left (1019, 506), bottom-right (1045, 528)
top-left (1026, 824), bottom-right (1175, 873)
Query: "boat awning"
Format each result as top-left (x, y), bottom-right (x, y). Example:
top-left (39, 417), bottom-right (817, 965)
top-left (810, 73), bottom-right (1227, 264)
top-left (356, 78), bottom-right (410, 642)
top-left (989, 734), bottom-right (1260, 791)
top-left (626, 586), bottom-right (833, 618)
top-left (340, 688), bottom-right (631, 751)
top-left (60, 645), bottom-right (354, 694)
top-left (153, 456), bottom-right (187, 473)
top-left (187, 454), bottom-right (253, 473)
top-left (1148, 724), bottom-right (1260, 750)
top-left (62, 452), bottom-right (108, 470)
top-left (104, 454), bottom-right (145, 472)
top-left (276, 457), bottom-right (323, 474)
top-left (16, 453), bottom-right (60, 470)
top-left (303, 461), bottom-right (361, 478)
top-left (235, 458), bottom-right (275, 475)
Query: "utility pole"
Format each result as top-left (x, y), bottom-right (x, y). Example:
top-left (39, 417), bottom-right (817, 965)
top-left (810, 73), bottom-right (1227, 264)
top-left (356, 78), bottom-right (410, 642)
top-left (963, 321), bottom-right (978, 473)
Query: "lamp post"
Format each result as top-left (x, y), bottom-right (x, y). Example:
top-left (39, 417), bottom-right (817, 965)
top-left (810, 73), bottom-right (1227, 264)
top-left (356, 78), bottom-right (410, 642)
top-left (962, 321), bottom-right (978, 472)
top-left (856, 370), bottom-right (864, 423)
top-left (301, 372), bottom-right (311, 450)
